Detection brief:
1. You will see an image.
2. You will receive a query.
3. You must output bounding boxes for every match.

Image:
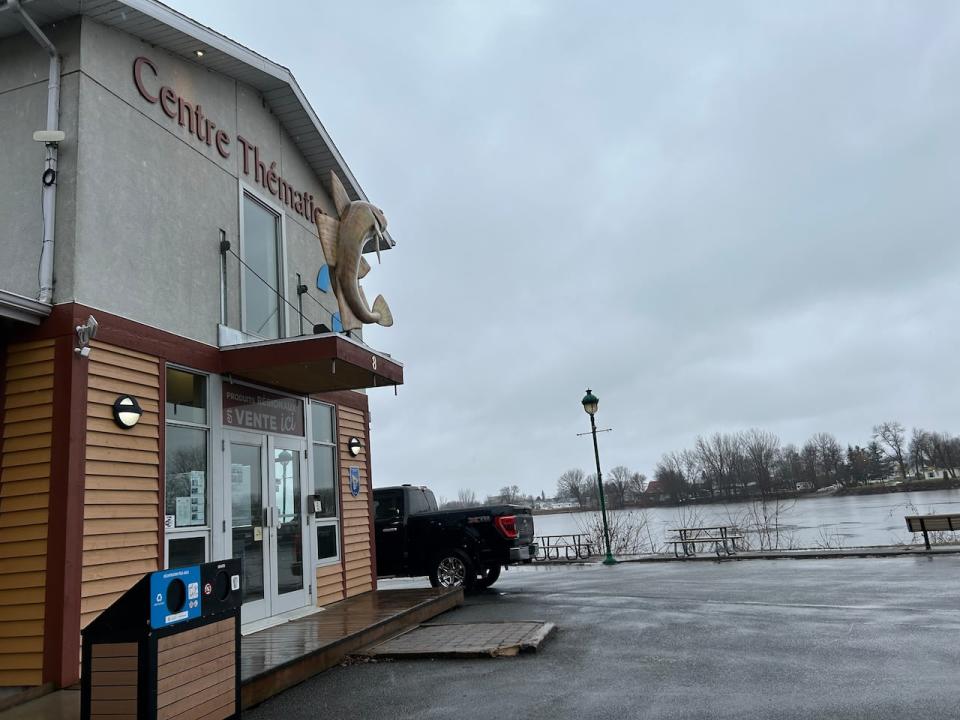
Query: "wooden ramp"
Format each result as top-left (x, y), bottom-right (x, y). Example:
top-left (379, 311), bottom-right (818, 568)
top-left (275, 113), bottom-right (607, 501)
top-left (240, 588), bottom-right (462, 709)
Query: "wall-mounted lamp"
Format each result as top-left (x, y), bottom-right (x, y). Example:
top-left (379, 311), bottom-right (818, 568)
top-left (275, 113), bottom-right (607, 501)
top-left (75, 315), bottom-right (98, 358)
top-left (113, 396), bottom-right (143, 429)
top-left (348, 437), bottom-right (363, 457)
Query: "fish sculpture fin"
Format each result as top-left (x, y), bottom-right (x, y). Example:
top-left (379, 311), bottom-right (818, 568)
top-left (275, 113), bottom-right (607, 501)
top-left (315, 214), bottom-right (339, 267)
top-left (329, 170), bottom-right (351, 218)
top-left (358, 256), bottom-right (371, 279)
top-left (372, 295), bottom-right (393, 327)
top-left (336, 286), bottom-right (361, 331)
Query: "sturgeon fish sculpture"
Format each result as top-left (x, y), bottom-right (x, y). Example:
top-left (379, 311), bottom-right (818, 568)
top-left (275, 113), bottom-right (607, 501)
top-left (314, 171), bottom-right (393, 332)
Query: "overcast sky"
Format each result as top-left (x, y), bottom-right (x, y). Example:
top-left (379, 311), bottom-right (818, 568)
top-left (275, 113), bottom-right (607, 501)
top-left (171, 1), bottom-right (960, 501)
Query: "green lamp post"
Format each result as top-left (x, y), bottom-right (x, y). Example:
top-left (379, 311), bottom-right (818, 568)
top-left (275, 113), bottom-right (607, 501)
top-left (582, 389), bottom-right (617, 565)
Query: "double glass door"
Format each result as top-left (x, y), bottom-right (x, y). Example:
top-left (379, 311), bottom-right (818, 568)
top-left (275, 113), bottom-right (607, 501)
top-left (227, 431), bottom-right (309, 624)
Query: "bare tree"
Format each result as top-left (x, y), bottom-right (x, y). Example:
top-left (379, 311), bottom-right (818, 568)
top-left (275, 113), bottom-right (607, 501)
top-left (606, 465), bottom-right (631, 509)
top-left (743, 429), bottom-right (780, 496)
top-left (575, 510), bottom-right (657, 556)
top-left (557, 468), bottom-right (588, 509)
top-left (457, 488), bottom-right (478, 507)
top-left (909, 428), bottom-right (932, 478)
top-left (813, 432), bottom-right (843, 487)
top-left (654, 455), bottom-right (686, 505)
top-left (873, 421), bottom-right (908, 481)
top-left (800, 439), bottom-right (820, 488)
top-left (696, 433), bottom-right (738, 498)
top-left (927, 432), bottom-right (960, 478)
top-left (625, 472), bottom-right (647, 504)
top-left (776, 444), bottom-right (803, 490)
top-left (498, 485), bottom-right (523, 504)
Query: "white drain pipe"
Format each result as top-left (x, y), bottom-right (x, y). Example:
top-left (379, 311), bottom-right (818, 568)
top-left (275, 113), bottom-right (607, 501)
top-left (8, 0), bottom-right (61, 304)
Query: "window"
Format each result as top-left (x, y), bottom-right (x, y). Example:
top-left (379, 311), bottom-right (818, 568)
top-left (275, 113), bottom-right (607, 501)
top-left (165, 367), bottom-right (209, 567)
top-left (311, 402), bottom-right (339, 563)
top-left (374, 491), bottom-right (402, 521)
top-left (242, 193), bottom-right (283, 339)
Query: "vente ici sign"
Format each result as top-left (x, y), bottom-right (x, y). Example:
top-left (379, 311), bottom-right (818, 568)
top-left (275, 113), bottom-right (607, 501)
top-left (132, 55), bottom-right (324, 224)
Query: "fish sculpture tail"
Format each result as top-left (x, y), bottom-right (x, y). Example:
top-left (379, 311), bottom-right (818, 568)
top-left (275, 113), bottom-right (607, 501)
top-left (372, 295), bottom-right (393, 327)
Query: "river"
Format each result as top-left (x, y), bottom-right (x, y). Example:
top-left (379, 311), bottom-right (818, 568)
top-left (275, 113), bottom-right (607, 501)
top-left (531, 488), bottom-right (960, 551)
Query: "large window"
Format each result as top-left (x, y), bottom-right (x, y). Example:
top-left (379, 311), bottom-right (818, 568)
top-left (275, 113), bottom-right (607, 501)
top-left (311, 402), bottom-right (339, 563)
top-left (165, 367), bottom-right (209, 567)
top-left (242, 193), bottom-right (283, 339)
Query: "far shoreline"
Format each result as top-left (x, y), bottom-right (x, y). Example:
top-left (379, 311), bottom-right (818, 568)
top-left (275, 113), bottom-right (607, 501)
top-left (532, 476), bottom-right (960, 515)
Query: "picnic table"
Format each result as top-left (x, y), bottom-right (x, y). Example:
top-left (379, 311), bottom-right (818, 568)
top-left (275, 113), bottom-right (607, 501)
top-left (667, 525), bottom-right (742, 558)
top-left (534, 534), bottom-right (595, 561)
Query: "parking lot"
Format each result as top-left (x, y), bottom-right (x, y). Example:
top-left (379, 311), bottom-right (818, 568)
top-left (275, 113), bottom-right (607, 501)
top-left (249, 556), bottom-right (960, 720)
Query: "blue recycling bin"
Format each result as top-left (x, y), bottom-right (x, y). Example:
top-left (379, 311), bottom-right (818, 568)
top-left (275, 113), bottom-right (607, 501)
top-left (81, 559), bottom-right (242, 719)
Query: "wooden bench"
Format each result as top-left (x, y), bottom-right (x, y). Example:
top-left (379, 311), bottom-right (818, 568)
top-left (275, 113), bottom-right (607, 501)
top-left (668, 526), bottom-right (743, 558)
top-left (905, 514), bottom-right (960, 550)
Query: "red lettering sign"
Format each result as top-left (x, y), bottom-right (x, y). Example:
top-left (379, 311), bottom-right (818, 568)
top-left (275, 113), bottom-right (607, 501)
top-left (131, 56), bottom-right (321, 219)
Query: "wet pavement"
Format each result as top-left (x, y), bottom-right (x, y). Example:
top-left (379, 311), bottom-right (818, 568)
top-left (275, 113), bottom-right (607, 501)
top-left (249, 555), bottom-right (960, 720)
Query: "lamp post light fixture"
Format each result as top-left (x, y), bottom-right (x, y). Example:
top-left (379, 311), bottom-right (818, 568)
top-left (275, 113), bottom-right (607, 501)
top-left (112, 395), bottom-right (143, 429)
top-left (582, 388), bottom-right (616, 566)
top-left (348, 437), bottom-right (363, 457)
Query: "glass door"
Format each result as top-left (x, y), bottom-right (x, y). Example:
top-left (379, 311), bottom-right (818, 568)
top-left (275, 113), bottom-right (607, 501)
top-left (227, 432), bottom-right (268, 624)
top-left (226, 431), bottom-right (309, 624)
top-left (269, 436), bottom-right (308, 614)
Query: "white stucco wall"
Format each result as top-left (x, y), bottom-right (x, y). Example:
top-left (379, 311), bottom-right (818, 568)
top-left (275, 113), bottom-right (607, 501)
top-left (70, 17), bottom-right (343, 345)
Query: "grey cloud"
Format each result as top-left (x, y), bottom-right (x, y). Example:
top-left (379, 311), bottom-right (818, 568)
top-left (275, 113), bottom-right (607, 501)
top-left (171, 0), bottom-right (960, 500)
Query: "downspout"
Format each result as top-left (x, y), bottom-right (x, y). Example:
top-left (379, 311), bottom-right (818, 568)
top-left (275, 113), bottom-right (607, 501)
top-left (8, 0), bottom-right (61, 304)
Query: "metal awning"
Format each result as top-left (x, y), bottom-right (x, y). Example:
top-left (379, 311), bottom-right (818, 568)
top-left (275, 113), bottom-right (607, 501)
top-left (0, 289), bottom-right (51, 325)
top-left (219, 333), bottom-right (402, 395)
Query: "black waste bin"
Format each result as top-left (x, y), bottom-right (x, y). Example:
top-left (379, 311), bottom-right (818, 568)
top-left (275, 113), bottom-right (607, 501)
top-left (81, 558), bottom-right (243, 720)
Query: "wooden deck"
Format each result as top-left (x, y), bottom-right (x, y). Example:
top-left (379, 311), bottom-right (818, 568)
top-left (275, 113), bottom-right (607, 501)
top-left (240, 588), bottom-right (463, 709)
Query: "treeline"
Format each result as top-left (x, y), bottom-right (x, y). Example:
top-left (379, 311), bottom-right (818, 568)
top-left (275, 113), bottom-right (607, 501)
top-left (555, 422), bottom-right (960, 508)
top-left (439, 485), bottom-right (540, 510)
top-left (556, 466), bottom-right (648, 510)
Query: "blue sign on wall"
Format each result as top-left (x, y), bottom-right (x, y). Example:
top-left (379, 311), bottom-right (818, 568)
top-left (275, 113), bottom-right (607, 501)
top-left (150, 566), bottom-right (201, 629)
top-left (349, 466), bottom-right (361, 497)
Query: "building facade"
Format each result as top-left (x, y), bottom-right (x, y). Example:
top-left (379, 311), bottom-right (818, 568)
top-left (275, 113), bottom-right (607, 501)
top-left (0, 0), bottom-right (402, 689)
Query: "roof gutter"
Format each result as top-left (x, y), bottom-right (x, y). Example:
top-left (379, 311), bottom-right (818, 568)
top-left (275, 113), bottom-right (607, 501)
top-left (0, 289), bottom-right (51, 325)
top-left (8, 0), bottom-right (61, 304)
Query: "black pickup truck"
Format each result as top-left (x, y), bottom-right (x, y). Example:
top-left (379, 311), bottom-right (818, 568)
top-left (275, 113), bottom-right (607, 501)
top-left (373, 485), bottom-right (537, 590)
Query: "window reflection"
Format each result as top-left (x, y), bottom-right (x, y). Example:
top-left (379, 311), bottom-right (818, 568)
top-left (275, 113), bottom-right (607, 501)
top-left (242, 195), bottom-right (282, 339)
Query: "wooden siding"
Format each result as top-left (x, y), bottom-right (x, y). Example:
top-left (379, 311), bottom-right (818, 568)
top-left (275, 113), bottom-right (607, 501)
top-left (81, 342), bottom-right (161, 630)
top-left (89, 642), bottom-right (138, 719)
top-left (315, 562), bottom-right (344, 607)
top-left (337, 406), bottom-right (372, 598)
top-left (0, 340), bottom-right (54, 686)
top-left (156, 618), bottom-right (235, 720)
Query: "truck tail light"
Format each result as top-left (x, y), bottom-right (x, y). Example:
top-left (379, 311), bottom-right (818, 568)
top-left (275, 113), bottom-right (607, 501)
top-left (494, 515), bottom-right (519, 539)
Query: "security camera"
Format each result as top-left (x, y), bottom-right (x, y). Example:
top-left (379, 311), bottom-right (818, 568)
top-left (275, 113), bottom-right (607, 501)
top-left (75, 315), bottom-right (98, 358)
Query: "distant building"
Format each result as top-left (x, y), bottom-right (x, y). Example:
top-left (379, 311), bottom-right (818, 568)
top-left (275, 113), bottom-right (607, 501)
top-left (644, 480), bottom-right (665, 501)
top-left (920, 467), bottom-right (959, 481)
top-left (534, 498), bottom-right (579, 511)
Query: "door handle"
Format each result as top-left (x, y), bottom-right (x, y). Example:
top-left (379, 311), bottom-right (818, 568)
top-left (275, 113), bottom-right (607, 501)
top-left (382, 527), bottom-right (398, 533)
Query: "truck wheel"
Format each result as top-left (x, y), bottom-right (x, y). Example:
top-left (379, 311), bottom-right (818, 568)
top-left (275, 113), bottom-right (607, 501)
top-left (475, 565), bottom-right (501, 590)
top-left (429, 550), bottom-right (475, 590)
